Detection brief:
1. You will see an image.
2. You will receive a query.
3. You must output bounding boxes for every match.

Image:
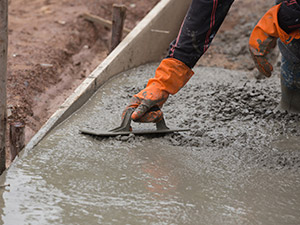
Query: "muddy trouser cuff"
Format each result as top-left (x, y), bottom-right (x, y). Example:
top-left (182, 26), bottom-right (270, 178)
top-left (165, 0), bottom-right (234, 69)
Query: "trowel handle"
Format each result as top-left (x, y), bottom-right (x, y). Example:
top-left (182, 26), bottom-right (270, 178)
top-left (109, 108), bottom-right (134, 132)
top-left (148, 105), bottom-right (161, 112)
top-left (136, 105), bottom-right (164, 124)
top-left (110, 106), bottom-right (169, 133)
top-left (147, 106), bottom-right (169, 130)
top-left (133, 105), bottom-right (169, 130)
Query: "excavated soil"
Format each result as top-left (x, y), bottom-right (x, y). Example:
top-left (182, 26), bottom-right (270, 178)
top-left (7, 0), bottom-right (160, 143)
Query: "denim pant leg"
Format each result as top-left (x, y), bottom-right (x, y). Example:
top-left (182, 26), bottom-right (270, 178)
top-left (279, 56), bottom-right (300, 112)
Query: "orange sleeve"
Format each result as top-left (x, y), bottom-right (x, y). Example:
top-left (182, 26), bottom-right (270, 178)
top-left (147, 58), bottom-right (194, 95)
top-left (249, 4), bottom-right (300, 56)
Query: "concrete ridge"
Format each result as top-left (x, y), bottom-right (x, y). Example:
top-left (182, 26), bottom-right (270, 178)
top-left (25, 0), bottom-right (192, 150)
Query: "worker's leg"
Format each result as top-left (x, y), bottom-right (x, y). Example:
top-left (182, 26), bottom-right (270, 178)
top-left (166, 0), bottom-right (235, 68)
top-left (279, 56), bottom-right (300, 113)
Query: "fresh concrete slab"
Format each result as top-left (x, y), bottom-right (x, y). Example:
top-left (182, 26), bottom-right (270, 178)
top-left (1, 64), bottom-right (299, 224)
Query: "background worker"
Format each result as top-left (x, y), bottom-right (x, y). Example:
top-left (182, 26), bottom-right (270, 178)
top-left (249, 0), bottom-right (300, 112)
top-left (123, 0), bottom-right (300, 122)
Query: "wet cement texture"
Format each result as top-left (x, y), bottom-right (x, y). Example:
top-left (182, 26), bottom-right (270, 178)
top-left (0, 64), bottom-right (300, 224)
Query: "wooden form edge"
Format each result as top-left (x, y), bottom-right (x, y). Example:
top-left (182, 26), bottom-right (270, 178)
top-left (24, 0), bottom-right (192, 151)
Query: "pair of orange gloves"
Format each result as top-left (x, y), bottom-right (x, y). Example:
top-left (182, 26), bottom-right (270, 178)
top-left (124, 3), bottom-right (300, 123)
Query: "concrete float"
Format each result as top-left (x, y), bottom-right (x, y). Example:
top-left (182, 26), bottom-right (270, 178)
top-left (25, 0), bottom-right (192, 151)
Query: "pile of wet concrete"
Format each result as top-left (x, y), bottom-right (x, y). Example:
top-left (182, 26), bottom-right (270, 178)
top-left (3, 63), bottom-right (299, 224)
top-left (115, 65), bottom-right (300, 171)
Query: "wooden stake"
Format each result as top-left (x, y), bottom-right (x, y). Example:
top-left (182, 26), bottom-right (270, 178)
top-left (9, 122), bottom-right (25, 162)
top-left (0, 0), bottom-right (8, 173)
top-left (110, 4), bottom-right (127, 52)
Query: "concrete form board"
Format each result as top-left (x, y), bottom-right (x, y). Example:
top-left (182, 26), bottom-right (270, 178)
top-left (25, 0), bottom-right (192, 150)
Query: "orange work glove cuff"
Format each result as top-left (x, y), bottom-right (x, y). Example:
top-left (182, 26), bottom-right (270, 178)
top-left (249, 4), bottom-right (300, 56)
top-left (146, 58), bottom-right (194, 95)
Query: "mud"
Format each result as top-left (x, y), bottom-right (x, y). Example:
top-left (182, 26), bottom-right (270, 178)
top-left (0, 64), bottom-right (299, 224)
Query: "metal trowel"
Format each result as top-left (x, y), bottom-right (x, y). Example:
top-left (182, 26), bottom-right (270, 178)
top-left (80, 107), bottom-right (190, 137)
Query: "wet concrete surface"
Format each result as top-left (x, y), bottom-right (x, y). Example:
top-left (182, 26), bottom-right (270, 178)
top-left (0, 64), bottom-right (300, 224)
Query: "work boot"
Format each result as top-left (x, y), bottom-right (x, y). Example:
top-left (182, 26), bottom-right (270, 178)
top-left (277, 56), bottom-right (300, 113)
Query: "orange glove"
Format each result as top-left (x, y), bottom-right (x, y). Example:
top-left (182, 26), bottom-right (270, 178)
top-left (123, 58), bottom-right (194, 123)
top-left (249, 3), bottom-right (300, 77)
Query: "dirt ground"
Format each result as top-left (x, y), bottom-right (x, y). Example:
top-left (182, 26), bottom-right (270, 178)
top-left (7, 0), bottom-right (275, 145)
top-left (7, 0), bottom-right (160, 144)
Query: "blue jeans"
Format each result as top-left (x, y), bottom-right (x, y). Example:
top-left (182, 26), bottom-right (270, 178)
top-left (281, 56), bottom-right (300, 90)
top-left (279, 55), bottom-right (300, 112)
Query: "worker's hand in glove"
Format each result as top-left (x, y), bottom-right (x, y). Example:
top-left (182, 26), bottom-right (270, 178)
top-left (249, 38), bottom-right (276, 77)
top-left (122, 58), bottom-right (194, 123)
top-left (123, 87), bottom-right (168, 123)
top-left (249, 3), bottom-right (300, 77)
top-left (250, 55), bottom-right (273, 77)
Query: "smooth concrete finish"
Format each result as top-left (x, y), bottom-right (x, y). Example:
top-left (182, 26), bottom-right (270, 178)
top-left (25, 0), bottom-right (192, 150)
top-left (1, 64), bottom-right (299, 225)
